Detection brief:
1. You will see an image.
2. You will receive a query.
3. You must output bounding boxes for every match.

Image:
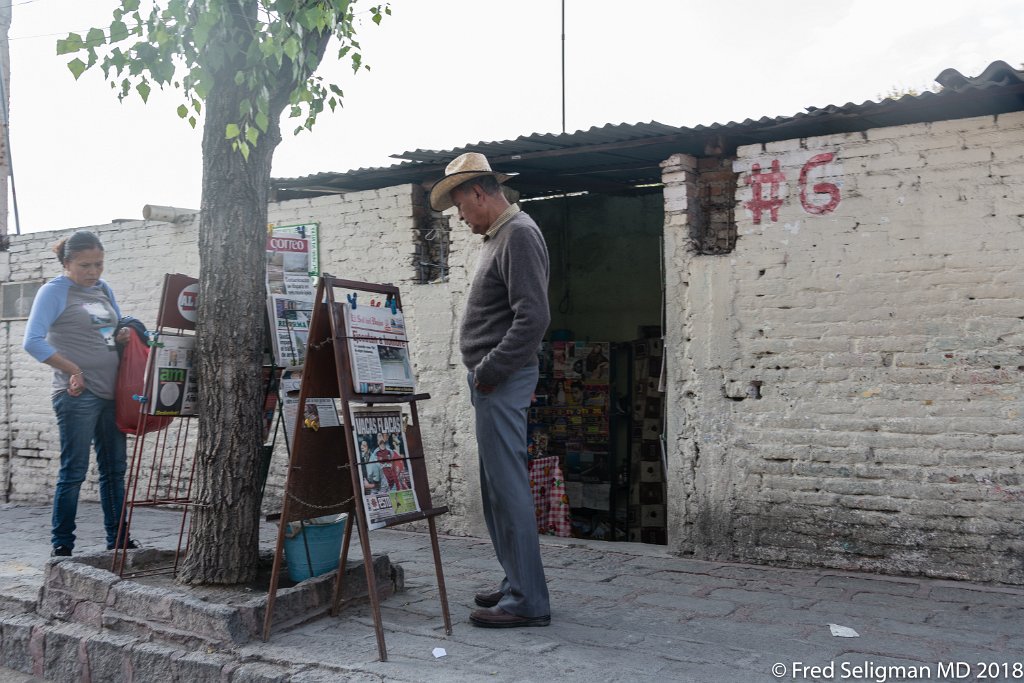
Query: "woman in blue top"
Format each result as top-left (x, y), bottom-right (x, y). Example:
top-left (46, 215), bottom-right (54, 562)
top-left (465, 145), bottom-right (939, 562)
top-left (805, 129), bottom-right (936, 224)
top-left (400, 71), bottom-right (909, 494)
top-left (23, 230), bottom-right (134, 557)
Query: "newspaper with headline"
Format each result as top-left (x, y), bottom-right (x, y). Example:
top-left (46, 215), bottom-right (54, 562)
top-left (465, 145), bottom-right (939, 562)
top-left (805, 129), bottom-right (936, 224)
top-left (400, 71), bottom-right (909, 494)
top-left (350, 407), bottom-right (420, 529)
top-left (342, 302), bottom-right (415, 395)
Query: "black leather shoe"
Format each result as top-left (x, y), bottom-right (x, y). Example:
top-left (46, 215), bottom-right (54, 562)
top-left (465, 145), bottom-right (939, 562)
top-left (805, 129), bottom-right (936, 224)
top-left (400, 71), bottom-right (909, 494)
top-left (474, 590), bottom-right (504, 608)
top-left (51, 546), bottom-right (72, 557)
top-left (107, 539), bottom-right (140, 551)
top-left (470, 606), bottom-right (550, 628)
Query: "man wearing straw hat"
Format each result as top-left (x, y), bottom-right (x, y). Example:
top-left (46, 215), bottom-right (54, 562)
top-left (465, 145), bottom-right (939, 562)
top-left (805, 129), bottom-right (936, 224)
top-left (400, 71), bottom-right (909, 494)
top-left (430, 152), bottom-right (552, 628)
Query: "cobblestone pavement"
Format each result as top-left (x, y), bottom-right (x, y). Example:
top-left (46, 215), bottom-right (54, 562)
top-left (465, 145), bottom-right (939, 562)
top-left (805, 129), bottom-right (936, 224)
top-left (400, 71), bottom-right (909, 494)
top-left (1, 502), bottom-right (1023, 682)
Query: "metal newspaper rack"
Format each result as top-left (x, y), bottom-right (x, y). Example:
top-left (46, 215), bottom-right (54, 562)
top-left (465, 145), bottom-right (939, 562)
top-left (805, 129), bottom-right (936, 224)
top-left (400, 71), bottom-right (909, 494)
top-left (112, 274), bottom-right (200, 577)
top-left (262, 275), bottom-right (452, 660)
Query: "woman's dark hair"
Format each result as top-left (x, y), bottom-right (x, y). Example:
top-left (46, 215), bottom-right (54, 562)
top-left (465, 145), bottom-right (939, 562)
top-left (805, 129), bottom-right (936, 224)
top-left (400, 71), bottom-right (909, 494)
top-left (53, 230), bottom-right (103, 265)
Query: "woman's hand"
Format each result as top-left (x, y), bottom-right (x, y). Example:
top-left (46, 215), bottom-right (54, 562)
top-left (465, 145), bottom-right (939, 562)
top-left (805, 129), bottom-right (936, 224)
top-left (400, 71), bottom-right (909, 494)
top-left (68, 372), bottom-right (86, 397)
top-left (115, 327), bottom-right (131, 345)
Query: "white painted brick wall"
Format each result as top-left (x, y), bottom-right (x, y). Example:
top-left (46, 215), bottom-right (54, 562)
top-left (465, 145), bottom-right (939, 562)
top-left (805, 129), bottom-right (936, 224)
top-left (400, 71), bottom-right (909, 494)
top-left (665, 111), bottom-right (1024, 584)
top-left (0, 185), bottom-right (492, 542)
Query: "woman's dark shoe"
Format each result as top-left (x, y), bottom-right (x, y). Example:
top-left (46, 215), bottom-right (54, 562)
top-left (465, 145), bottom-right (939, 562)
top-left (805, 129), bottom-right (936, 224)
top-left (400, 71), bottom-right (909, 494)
top-left (51, 545), bottom-right (72, 557)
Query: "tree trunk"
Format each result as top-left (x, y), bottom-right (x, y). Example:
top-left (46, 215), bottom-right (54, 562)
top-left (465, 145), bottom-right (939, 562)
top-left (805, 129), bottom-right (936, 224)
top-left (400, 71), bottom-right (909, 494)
top-left (174, 0), bottom-right (336, 585)
top-left (177, 71), bottom-right (285, 585)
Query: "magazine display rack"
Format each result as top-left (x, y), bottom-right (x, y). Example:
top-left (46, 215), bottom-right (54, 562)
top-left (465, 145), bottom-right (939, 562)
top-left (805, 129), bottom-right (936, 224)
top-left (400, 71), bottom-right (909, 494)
top-left (113, 274), bottom-right (201, 577)
top-left (262, 276), bottom-right (452, 661)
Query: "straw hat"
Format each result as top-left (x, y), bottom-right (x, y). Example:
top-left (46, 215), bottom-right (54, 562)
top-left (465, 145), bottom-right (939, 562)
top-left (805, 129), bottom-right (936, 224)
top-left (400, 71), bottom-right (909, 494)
top-left (428, 152), bottom-right (516, 211)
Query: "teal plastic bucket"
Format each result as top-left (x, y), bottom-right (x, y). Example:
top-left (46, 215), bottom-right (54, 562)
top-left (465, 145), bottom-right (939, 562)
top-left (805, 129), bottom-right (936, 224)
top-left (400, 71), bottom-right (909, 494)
top-left (282, 514), bottom-right (346, 583)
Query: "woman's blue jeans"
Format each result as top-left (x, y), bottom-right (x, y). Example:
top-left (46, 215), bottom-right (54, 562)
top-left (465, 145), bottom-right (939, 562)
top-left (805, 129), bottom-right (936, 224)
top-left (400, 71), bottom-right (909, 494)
top-left (51, 390), bottom-right (127, 550)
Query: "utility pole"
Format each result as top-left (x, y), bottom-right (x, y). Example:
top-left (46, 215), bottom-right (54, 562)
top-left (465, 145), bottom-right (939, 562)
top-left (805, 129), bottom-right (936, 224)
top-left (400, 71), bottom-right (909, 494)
top-left (561, 0), bottom-right (566, 134)
top-left (0, 2), bottom-right (11, 239)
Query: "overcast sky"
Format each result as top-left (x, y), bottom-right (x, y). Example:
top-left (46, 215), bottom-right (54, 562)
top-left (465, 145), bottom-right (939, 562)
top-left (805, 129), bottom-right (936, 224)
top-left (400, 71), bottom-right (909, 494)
top-left (4, 0), bottom-right (1023, 234)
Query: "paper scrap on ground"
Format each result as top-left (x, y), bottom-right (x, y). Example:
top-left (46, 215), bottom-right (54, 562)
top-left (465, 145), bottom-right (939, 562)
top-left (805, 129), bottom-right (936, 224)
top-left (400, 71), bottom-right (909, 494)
top-left (829, 623), bottom-right (860, 638)
top-left (432, 647), bottom-right (447, 658)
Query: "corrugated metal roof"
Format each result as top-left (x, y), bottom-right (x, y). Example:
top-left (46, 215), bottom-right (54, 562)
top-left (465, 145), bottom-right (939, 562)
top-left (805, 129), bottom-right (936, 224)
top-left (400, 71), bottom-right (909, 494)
top-left (272, 60), bottom-right (1024, 201)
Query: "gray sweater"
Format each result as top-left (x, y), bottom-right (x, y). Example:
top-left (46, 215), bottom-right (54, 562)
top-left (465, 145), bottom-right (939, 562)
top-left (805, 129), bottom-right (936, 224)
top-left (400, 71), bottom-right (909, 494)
top-left (460, 211), bottom-right (551, 386)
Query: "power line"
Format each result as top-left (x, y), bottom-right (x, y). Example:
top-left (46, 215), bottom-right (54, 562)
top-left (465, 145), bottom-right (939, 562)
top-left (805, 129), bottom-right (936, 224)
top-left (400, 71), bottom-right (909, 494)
top-left (0, 0), bottom-right (42, 10)
top-left (5, 26), bottom-right (102, 41)
top-left (0, 0), bottom-right (21, 234)
top-left (6, 3), bottom-right (384, 41)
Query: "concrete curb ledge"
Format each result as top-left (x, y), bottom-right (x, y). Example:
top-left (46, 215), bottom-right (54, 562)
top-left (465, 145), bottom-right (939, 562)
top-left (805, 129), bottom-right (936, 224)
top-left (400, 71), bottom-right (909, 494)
top-left (0, 614), bottom-right (305, 682)
top-left (0, 550), bottom-right (404, 682)
top-left (0, 613), bottom-right (385, 683)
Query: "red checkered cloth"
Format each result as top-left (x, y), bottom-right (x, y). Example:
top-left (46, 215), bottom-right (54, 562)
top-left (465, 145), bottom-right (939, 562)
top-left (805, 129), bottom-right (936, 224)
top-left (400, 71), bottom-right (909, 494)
top-left (528, 455), bottom-right (571, 537)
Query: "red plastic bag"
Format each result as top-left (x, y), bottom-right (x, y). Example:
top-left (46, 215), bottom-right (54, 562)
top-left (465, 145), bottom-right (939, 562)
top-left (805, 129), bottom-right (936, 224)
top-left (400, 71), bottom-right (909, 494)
top-left (116, 327), bottom-right (174, 435)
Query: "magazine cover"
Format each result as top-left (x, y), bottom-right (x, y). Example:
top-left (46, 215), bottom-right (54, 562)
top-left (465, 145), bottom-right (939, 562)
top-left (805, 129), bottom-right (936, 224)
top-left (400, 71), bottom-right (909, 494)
top-left (342, 302), bottom-right (415, 395)
top-left (270, 223), bottom-right (319, 273)
top-left (266, 230), bottom-right (315, 298)
top-left (268, 294), bottom-right (313, 368)
top-left (351, 407), bottom-right (419, 530)
top-left (156, 273), bottom-right (199, 331)
top-left (148, 333), bottom-right (198, 416)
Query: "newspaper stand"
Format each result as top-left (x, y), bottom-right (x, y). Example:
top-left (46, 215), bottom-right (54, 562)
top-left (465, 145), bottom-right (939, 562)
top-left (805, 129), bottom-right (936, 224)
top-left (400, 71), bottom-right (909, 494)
top-left (262, 276), bottom-right (452, 660)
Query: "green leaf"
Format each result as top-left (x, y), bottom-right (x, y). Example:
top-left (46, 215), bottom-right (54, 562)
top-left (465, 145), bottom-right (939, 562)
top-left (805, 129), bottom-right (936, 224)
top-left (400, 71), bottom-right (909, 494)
top-left (255, 110), bottom-right (269, 133)
top-left (301, 7), bottom-right (321, 30)
top-left (225, 123), bottom-right (240, 139)
top-left (109, 21), bottom-right (129, 43)
top-left (176, 103), bottom-right (188, 118)
top-left (194, 79), bottom-right (211, 99)
top-left (187, 116), bottom-right (197, 129)
top-left (166, 0), bottom-right (187, 21)
top-left (136, 81), bottom-right (151, 103)
top-left (234, 70), bottom-right (245, 86)
top-left (283, 36), bottom-right (300, 62)
top-left (67, 58), bottom-right (87, 80)
top-left (57, 38), bottom-right (81, 56)
top-left (123, 0), bottom-right (140, 10)
top-left (57, 32), bottom-right (85, 55)
top-left (239, 140), bottom-right (250, 161)
top-left (85, 27), bottom-right (106, 49)
top-left (193, 13), bottom-right (216, 50)
top-left (245, 126), bottom-right (259, 146)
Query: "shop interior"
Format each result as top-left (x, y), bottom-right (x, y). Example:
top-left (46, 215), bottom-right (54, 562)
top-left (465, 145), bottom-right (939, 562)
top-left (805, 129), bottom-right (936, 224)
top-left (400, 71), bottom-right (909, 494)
top-left (523, 189), bottom-right (667, 544)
